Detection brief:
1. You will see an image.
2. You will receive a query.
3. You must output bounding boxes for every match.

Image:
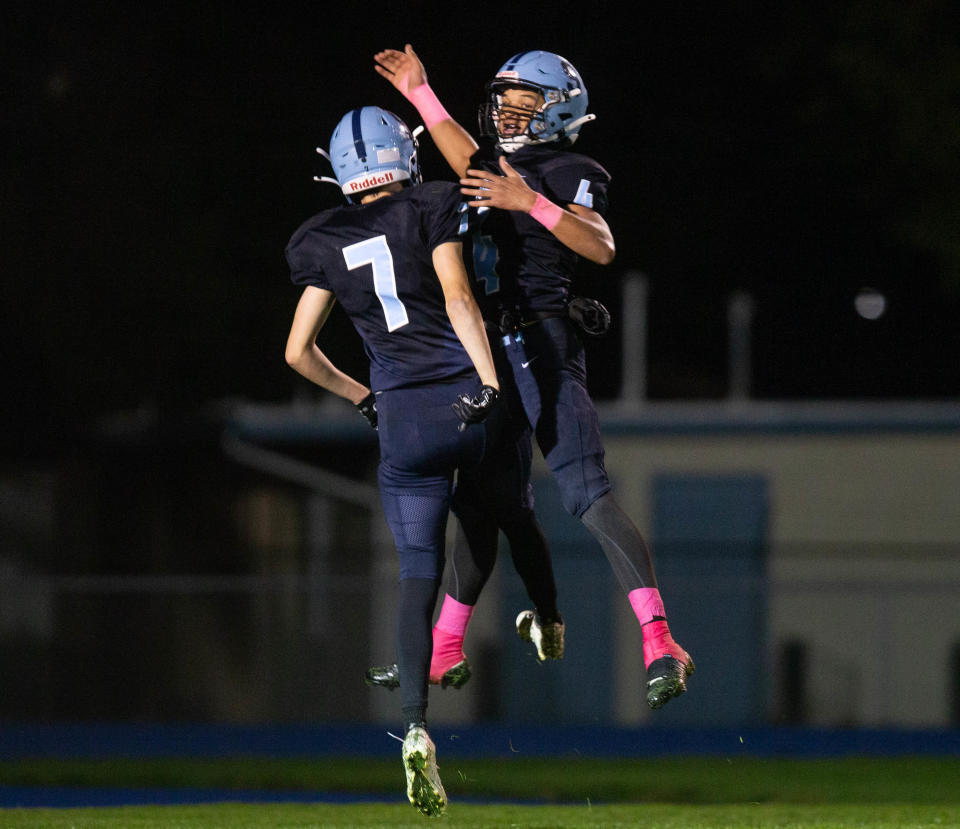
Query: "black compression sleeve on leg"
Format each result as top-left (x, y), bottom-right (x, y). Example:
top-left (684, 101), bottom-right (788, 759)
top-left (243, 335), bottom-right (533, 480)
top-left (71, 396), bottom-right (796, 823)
top-left (501, 512), bottom-right (560, 623)
top-left (396, 577), bottom-right (440, 725)
top-left (581, 491), bottom-right (659, 593)
top-left (445, 508), bottom-right (499, 606)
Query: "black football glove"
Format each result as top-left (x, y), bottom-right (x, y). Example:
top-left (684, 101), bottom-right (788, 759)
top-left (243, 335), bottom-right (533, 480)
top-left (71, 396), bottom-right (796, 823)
top-left (355, 392), bottom-right (378, 430)
top-left (452, 385), bottom-right (500, 428)
top-left (568, 295), bottom-right (611, 337)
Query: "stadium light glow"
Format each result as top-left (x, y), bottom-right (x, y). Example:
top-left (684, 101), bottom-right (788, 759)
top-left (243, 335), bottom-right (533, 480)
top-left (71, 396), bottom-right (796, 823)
top-left (854, 287), bottom-right (886, 320)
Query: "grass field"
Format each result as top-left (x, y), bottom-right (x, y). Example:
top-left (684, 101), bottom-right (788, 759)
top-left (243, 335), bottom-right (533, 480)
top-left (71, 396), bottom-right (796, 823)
top-left (0, 802), bottom-right (958, 828)
top-left (1, 756), bottom-right (959, 827)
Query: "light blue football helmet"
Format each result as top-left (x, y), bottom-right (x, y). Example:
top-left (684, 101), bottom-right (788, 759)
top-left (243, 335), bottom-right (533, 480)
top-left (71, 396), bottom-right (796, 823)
top-left (478, 51), bottom-right (596, 152)
top-left (315, 106), bottom-right (421, 201)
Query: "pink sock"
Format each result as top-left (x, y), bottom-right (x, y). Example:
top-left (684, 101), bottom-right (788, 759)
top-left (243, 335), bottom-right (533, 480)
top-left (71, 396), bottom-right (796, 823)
top-left (628, 588), bottom-right (688, 669)
top-left (429, 595), bottom-right (473, 681)
top-left (641, 620), bottom-right (688, 669)
top-left (628, 587), bottom-right (666, 624)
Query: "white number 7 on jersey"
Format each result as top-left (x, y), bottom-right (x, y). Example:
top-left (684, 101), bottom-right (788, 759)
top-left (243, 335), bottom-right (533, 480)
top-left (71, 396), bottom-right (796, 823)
top-left (342, 235), bottom-right (409, 331)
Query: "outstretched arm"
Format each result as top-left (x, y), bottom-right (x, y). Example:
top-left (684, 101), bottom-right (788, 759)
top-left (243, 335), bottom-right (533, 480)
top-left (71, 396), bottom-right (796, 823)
top-left (374, 44), bottom-right (478, 178)
top-left (285, 286), bottom-right (371, 404)
top-left (460, 156), bottom-right (615, 265)
top-left (431, 241), bottom-right (499, 390)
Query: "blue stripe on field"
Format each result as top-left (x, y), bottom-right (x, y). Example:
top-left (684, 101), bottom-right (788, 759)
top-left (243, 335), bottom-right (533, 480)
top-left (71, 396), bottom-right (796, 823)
top-left (0, 786), bottom-right (548, 809)
top-left (2, 724), bottom-right (960, 759)
top-left (0, 785), bottom-right (396, 808)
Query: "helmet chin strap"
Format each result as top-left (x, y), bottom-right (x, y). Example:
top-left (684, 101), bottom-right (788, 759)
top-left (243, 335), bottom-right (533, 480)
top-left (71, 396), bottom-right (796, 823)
top-left (564, 113), bottom-right (596, 133)
top-left (499, 132), bottom-right (562, 153)
top-left (313, 147), bottom-right (341, 188)
top-left (498, 135), bottom-right (535, 153)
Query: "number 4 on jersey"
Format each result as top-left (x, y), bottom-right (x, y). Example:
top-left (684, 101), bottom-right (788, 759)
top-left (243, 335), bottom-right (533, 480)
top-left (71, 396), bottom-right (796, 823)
top-left (343, 235), bottom-right (409, 331)
top-left (472, 233), bottom-right (500, 296)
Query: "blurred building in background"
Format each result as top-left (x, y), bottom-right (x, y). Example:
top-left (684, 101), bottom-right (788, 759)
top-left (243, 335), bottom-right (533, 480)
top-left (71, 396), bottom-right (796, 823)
top-left (3, 279), bottom-right (959, 730)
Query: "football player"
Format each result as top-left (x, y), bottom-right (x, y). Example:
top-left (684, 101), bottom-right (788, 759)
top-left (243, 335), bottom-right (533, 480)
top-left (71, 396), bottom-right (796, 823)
top-left (284, 106), bottom-right (503, 816)
top-left (363, 316), bottom-right (566, 690)
top-left (372, 46), bottom-right (695, 709)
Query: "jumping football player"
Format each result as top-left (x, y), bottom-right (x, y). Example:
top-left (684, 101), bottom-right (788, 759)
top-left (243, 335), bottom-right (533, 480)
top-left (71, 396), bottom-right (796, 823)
top-left (372, 45), bottom-right (695, 709)
top-left (284, 106), bottom-right (503, 816)
top-left (363, 316), bottom-right (567, 691)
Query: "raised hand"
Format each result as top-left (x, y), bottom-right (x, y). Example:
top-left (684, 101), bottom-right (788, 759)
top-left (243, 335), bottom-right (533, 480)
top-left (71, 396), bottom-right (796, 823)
top-left (374, 44), bottom-right (427, 99)
top-left (460, 155), bottom-right (538, 212)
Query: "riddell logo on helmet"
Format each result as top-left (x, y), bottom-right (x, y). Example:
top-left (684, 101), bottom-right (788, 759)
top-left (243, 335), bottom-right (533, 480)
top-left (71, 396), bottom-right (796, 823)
top-left (349, 171), bottom-right (395, 191)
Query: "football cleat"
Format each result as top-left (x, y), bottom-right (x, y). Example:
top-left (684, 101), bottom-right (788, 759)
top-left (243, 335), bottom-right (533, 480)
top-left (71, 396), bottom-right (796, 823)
top-left (646, 652), bottom-right (696, 709)
top-left (364, 659), bottom-right (472, 690)
top-left (364, 663), bottom-right (401, 690)
top-left (515, 610), bottom-right (565, 660)
top-left (434, 658), bottom-right (472, 688)
top-left (402, 725), bottom-right (447, 817)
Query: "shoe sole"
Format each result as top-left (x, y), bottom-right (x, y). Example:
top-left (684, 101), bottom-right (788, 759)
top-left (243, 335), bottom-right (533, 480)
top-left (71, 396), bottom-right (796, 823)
top-left (516, 611), bottom-right (534, 643)
top-left (538, 631), bottom-right (564, 660)
top-left (404, 747), bottom-right (446, 817)
top-left (516, 611), bottom-right (564, 661)
top-left (437, 660), bottom-right (471, 689)
top-left (646, 656), bottom-right (696, 709)
top-left (364, 660), bottom-right (471, 691)
top-left (364, 667), bottom-right (399, 690)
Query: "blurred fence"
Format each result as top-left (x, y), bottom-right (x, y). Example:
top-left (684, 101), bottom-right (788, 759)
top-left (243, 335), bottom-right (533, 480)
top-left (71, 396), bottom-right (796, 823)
top-left (4, 400), bottom-right (960, 729)
top-left (3, 544), bottom-right (960, 729)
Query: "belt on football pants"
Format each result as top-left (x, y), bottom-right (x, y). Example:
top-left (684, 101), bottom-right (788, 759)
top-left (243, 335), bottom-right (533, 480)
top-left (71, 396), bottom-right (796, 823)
top-left (493, 309), bottom-right (566, 339)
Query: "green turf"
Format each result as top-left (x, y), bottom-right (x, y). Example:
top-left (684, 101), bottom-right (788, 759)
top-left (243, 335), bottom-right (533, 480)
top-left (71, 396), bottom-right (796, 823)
top-left (0, 802), bottom-right (958, 829)
top-left (2, 757), bottom-right (959, 827)
top-left (1, 757), bottom-right (958, 804)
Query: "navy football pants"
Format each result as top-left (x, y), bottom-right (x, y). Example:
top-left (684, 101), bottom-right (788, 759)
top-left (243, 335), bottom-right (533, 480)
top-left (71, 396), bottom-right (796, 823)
top-left (446, 337), bottom-right (560, 619)
top-left (375, 377), bottom-right (489, 724)
top-left (503, 316), bottom-right (612, 517)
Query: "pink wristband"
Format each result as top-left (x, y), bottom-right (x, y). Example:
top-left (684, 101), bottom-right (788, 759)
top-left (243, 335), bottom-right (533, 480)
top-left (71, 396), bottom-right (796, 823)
top-left (407, 83), bottom-right (451, 129)
top-left (529, 193), bottom-right (564, 230)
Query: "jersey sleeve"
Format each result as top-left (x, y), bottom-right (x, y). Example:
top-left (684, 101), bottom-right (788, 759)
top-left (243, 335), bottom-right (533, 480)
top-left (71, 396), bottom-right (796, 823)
top-left (419, 181), bottom-right (472, 251)
top-left (542, 156), bottom-right (611, 216)
top-left (285, 223), bottom-right (332, 290)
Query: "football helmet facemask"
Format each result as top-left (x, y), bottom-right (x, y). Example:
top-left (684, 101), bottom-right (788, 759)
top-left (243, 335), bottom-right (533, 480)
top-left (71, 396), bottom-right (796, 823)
top-left (478, 51), bottom-right (596, 153)
top-left (314, 106), bottom-right (422, 202)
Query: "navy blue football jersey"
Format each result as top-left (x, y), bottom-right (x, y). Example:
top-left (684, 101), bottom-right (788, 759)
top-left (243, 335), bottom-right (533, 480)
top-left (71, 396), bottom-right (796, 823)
top-left (470, 143), bottom-right (611, 314)
top-left (286, 182), bottom-right (477, 391)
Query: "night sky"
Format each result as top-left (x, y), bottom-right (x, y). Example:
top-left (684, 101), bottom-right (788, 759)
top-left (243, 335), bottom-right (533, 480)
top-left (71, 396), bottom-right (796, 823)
top-left (5, 1), bottom-right (960, 459)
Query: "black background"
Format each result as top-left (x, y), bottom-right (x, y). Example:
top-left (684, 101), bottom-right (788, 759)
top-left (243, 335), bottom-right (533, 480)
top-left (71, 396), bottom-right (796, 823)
top-left (5, 1), bottom-right (960, 460)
